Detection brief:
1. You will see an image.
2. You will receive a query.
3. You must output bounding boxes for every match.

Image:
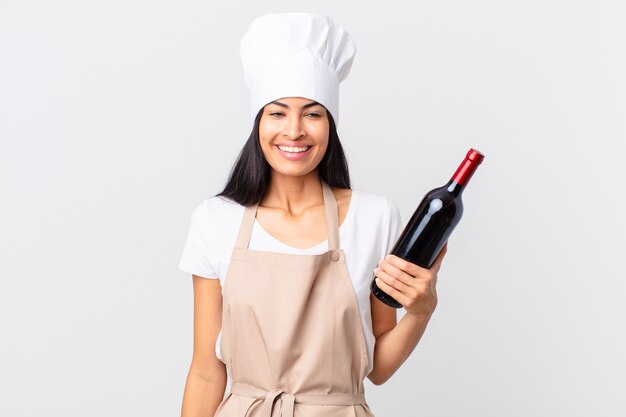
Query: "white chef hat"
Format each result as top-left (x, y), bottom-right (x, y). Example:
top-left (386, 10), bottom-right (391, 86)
top-left (239, 12), bottom-right (356, 127)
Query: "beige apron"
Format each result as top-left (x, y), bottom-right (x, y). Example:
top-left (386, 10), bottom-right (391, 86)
top-left (213, 180), bottom-right (375, 417)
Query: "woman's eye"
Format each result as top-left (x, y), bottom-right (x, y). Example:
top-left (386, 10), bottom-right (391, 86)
top-left (268, 111), bottom-right (321, 118)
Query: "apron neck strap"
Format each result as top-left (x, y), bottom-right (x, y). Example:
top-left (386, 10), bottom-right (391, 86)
top-left (235, 180), bottom-right (340, 251)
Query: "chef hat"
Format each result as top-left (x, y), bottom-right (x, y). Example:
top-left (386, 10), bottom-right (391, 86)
top-left (240, 12), bottom-right (356, 127)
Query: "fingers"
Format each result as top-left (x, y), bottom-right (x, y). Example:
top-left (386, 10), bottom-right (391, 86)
top-left (374, 261), bottom-right (413, 294)
top-left (376, 245), bottom-right (447, 314)
top-left (384, 254), bottom-right (431, 280)
top-left (374, 273), bottom-right (410, 308)
top-left (382, 240), bottom-right (448, 280)
top-left (376, 257), bottom-right (416, 288)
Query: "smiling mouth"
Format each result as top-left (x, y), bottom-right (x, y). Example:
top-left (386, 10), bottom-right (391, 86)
top-left (276, 145), bottom-right (311, 153)
top-left (274, 145), bottom-right (313, 160)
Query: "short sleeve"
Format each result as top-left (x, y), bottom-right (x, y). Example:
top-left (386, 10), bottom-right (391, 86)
top-left (380, 197), bottom-right (404, 259)
top-left (178, 201), bottom-right (220, 279)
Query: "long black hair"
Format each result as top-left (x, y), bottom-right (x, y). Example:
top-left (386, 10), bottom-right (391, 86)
top-left (216, 106), bottom-right (351, 206)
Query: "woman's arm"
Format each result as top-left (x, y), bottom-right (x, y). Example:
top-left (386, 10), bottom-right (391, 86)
top-left (181, 275), bottom-right (227, 417)
top-left (367, 242), bottom-right (448, 385)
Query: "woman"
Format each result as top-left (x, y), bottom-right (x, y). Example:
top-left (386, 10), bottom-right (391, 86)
top-left (178, 12), bottom-right (447, 417)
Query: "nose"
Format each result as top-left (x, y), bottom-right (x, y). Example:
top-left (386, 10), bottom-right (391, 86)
top-left (282, 113), bottom-right (305, 140)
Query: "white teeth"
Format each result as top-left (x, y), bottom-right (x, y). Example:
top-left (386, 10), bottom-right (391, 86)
top-left (277, 145), bottom-right (310, 153)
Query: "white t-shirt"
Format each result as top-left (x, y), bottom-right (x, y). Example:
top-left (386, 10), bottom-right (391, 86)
top-left (178, 188), bottom-right (403, 375)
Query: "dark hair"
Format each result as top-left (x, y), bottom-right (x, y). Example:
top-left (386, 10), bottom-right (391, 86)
top-left (215, 107), bottom-right (351, 206)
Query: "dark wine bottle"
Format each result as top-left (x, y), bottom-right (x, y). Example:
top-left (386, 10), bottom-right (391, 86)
top-left (371, 148), bottom-right (485, 309)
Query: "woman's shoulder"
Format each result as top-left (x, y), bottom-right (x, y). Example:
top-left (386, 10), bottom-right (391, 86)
top-left (350, 187), bottom-right (399, 214)
top-left (195, 193), bottom-right (244, 211)
top-left (352, 187), bottom-right (403, 230)
top-left (188, 194), bottom-right (246, 230)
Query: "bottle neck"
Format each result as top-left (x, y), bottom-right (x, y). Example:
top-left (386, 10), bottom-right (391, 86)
top-left (447, 149), bottom-right (484, 197)
top-left (446, 179), bottom-right (465, 197)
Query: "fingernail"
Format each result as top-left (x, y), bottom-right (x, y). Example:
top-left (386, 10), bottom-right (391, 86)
top-left (385, 255), bottom-right (391, 260)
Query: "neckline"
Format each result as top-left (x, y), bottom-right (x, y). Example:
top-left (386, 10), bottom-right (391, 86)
top-left (252, 188), bottom-right (357, 251)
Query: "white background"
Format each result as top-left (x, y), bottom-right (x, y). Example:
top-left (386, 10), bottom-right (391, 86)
top-left (1, 1), bottom-right (625, 416)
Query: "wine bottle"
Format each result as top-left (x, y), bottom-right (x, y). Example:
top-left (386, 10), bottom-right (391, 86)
top-left (371, 148), bottom-right (485, 309)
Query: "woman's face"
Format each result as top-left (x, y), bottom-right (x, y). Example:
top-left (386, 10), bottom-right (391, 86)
top-left (258, 97), bottom-right (330, 178)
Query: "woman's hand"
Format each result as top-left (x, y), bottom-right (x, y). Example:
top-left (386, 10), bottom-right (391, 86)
top-left (374, 242), bottom-right (448, 317)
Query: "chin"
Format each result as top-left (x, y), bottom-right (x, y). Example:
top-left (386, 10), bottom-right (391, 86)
top-left (270, 165), bottom-right (316, 178)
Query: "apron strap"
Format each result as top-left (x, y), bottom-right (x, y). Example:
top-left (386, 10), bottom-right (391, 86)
top-left (234, 179), bottom-right (340, 251)
top-left (321, 180), bottom-right (340, 251)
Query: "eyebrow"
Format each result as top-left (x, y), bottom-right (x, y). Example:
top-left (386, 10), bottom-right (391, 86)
top-left (269, 100), bottom-right (322, 110)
